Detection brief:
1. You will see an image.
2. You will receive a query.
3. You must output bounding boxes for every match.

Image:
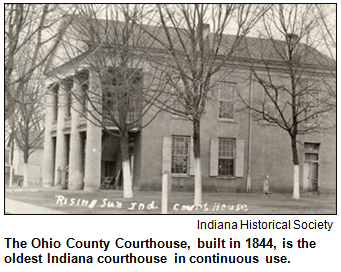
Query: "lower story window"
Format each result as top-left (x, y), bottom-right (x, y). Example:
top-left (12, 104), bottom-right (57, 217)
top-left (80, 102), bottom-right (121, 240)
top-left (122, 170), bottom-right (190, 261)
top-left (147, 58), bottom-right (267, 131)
top-left (218, 138), bottom-right (235, 176)
top-left (171, 136), bottom-right (190, 174)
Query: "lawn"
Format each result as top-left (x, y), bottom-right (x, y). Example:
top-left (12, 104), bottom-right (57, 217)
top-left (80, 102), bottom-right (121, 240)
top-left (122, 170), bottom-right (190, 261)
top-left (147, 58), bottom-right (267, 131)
top-left (4, 188), bottom-right (336, 215)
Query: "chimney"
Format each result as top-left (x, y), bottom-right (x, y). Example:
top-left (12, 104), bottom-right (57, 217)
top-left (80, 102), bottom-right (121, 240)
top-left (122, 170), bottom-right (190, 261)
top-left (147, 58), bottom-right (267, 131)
top-left (288, 33), bottom-right (298, 40)
top-left (287, 33), bottom-right (299, 45)
top-left (286, 33), bottom-right (299, 61)
top-left (202, 24), bottom-right (210, 40)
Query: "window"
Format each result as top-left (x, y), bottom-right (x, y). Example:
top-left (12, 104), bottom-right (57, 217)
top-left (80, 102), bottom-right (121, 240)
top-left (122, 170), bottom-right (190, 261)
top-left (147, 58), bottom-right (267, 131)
top-left (304, 142), bottom-right (320, 161)
top-left (172, 97), bottom-right (187, 118)
top-left (171, 82), bottom-right (187, 118)
top-left (102, 68), bottom-right (142, 123)
top-left (102, 90), bottom-right (118, 120)
top-left (304, 142), bottom-right (320, 152)
top-left (218, 138), bottom-right (235, 176)
top-left (126, 97), bottom-right (140, 123)
top-left (264, 104), bottom-right (277, 118)
top-left (262, 87), bottom-right (282, 123)
top-left (171, 136), bottom-right (190, 174)
top-left (218, 82), bottom-right (236, 120)
top-left (305, 90), bottom-right (320, 125)
top-left (263, 103), bottom-right (278, 125)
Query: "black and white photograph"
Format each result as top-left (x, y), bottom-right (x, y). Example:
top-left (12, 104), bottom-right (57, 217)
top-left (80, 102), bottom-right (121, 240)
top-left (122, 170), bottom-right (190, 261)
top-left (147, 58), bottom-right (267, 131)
top-left (4, 4), bottom-right (336, 215)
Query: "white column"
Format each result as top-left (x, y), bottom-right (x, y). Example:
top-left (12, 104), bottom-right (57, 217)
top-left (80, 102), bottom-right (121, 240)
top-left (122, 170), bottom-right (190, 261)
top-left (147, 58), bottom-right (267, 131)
top-left (54, 81), bottom-right (69, 187)
top-left (42, 87), bottom-right (56, 188)
top-left (83, 69), bottom-right (102, 191)
top-left (68, 75), bottom-right (84, 190)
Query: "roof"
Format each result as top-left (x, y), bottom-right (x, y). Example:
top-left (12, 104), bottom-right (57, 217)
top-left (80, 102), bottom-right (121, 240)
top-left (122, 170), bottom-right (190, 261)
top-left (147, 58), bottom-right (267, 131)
top-left (48, 16), bottom-right (334, 72)
top-left (224, 35), bottom-right (333, 67)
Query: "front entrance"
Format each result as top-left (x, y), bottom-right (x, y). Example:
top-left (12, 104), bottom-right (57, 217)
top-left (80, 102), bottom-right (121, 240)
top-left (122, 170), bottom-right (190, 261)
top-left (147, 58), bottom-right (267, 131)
top-left (303, 161), bottom-right (318, 191)
top-left (101, 161), bottom-right (122, 189)
top-left (100, 132), bottom-right (135, 189)
top-left (303, 143), bottom-right (320, 191)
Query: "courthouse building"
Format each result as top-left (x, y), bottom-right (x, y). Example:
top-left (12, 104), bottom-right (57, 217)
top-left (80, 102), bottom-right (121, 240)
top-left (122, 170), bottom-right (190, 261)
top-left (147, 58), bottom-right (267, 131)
top-left (42, 19), bottom-right (336, 194)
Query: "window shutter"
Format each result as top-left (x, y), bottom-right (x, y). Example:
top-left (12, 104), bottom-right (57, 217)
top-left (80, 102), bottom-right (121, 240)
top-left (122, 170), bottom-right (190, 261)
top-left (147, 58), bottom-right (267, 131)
top-left (189, 137), bottom-right (195, 175)
top-left (235, 139), bottom-right (245, 177)
top-left (210, 139), bottom-right (219, 176)
top-left (162, 137), bottom-right (172, 174)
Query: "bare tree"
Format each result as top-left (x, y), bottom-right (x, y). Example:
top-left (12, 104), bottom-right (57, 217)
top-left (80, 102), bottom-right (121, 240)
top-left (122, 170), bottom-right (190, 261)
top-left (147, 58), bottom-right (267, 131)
top-left (239, 4), bottom-right (336, 199)
top-left (315, 4), bottom-right (336, 62)
top-left (314, 4), bottom-right (336, 108)
top-left (5, 4), bottom-right (73, 120)
top-left (5, 117), bottom-right (17, 186)
top-left (49, 4), bottom-right (170, 197)
top-left (12, 74), bottom-right (45, 187)
top-left (134, 4), bottom-right (269, 205)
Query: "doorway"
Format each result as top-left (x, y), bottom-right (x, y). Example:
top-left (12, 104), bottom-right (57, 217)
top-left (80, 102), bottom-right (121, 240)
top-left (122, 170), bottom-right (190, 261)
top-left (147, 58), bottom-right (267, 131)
top-left (303, 143), bottom-right (320, 191)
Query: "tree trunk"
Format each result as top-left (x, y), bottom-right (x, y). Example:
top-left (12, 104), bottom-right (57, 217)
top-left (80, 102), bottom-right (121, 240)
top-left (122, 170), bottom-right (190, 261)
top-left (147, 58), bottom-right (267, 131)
top-left (291, 137), bottom-right (300, 199)
top-left (22, 151), bottom-right (29, 187)
top-left (23, 163), bottom-right (29, 187)
top-left (293, 164), bottom-right (300, 199)
top-left (120, 131), bottom-right (133, 198)
top-left (9, 138), bottom-right (14, 186)
top-left (193, 118), bottom-right (202, 205)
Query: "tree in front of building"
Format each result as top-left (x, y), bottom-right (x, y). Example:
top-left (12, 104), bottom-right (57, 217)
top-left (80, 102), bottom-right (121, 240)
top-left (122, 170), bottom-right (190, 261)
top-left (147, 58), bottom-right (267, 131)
top-left (12, 75), bottom-right (45, 187)
top-left (5, 4), bottom-right (73, 121)
top-left (239, 4), bottom-right (336, 199)
top-left (135, 4), bottom-right (269, 205)
top-left (315, 4), bottom-right (336, 112)
top-left (57, 4), bottom-right (170, 197)
top-left (5, 4), bottom-right (74, 186)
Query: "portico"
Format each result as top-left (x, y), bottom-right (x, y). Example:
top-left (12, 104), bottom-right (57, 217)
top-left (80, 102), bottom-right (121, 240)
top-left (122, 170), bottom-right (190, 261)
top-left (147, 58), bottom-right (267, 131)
top-left (42, 68), bottom-right (140, 191)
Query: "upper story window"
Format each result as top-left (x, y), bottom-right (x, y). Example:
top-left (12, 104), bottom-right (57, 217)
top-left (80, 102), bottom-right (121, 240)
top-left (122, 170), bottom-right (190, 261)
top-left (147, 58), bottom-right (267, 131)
top-left (262, 86), bottom-right (283, 124)
top-left (102, 67), bottom-right (142, 123)
top-left (218, 82), bottom-right (236, 120)
top-left (264, 104), bottom-right (277, 118)
top-left (172, 96), bottom-right (188, 118)
top-left (103, 67), bottom-right (142, 89)
top-left (170, 81), bottom-right (188, 119)
top-left (304, 90), bottom-right (320, 125)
